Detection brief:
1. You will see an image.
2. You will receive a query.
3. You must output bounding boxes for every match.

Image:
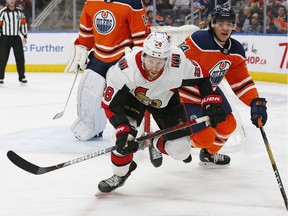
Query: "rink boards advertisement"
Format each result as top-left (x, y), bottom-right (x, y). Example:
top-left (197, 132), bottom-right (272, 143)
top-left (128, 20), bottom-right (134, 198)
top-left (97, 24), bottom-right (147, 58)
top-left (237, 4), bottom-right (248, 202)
top-left (6, 32), bottom-right (288, 83)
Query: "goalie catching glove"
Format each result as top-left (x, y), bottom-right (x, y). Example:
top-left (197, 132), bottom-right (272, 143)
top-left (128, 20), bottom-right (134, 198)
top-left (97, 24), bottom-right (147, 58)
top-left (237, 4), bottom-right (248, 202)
top-left (116, 125), bottom-right (139, 155)
top-left (250, 98), bottom-right (267, 127)
top-left (64, 45), bottom-right (88, 73)
top-left (202, 94), bottom-right (226, 128)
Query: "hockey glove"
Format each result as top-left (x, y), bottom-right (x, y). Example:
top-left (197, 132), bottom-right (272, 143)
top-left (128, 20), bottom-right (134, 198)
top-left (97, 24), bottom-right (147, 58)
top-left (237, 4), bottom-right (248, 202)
top-left (64, 45), bottom-right (88, 73)
top-left (250, 98), bottom-right (267, 127)
top-left (202, 94), bottom-right (226, 128)
top-left (115, 125), bottom-right (139, 155)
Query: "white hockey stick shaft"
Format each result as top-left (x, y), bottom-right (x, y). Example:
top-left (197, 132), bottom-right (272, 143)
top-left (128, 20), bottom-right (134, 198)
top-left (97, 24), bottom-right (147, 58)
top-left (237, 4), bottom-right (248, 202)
top-left (53, 67), bottom-right (80, 120)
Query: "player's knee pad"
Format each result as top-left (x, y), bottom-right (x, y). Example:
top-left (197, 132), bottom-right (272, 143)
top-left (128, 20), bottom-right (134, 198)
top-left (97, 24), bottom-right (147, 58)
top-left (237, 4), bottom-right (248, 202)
top-left (165, 136), bottom-right (191, 161)
top-left (191, 126), bottom-right (216, 149)
top-left (71, 69), bottom-right (107, 141)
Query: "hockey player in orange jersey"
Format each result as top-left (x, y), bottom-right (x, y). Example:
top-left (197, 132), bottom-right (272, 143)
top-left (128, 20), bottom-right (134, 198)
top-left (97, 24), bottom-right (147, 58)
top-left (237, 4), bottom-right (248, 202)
top-left (64, 0), bottom-right (148, 141)
top-left (177, 5), bottom-right (268, 166)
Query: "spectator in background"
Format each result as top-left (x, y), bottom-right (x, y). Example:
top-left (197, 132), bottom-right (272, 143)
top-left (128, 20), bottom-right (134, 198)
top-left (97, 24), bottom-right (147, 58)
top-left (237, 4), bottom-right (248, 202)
top-left (17, 0), bottom-right (32, 29)
top-left (165, 14), bottom-right (173, 26)
top-left (277, 5), bottom-right (287, 22)
top-left (273, 5), bottom-right (287, 33)
top-left (238, 6), bottom-right (252, 32)
top-left (266, 15), bottom-right (280, 33)
top-left (193, 0), bottom-right (208, 14)
top-left (143, 0), bottom-right (153, 12)
top-left (267, 0), bottom-right (281, 18)
top-left (250, 1), bottom-right (263, 23)
top-left (146, 10), bottom-right (153, 27)
top-left (156, 13), bottom-right (165, 26)
top-left (248, 0), bottom-right (264, 9)
top-left (244, 13), bottom-right (263, 33)
top-left (199, 12), bottom-right (211, 29)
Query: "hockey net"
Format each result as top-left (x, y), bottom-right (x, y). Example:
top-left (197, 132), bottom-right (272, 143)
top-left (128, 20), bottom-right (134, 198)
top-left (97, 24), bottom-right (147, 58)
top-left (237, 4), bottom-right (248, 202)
top-left (139, 25), bottom-right (247, 152)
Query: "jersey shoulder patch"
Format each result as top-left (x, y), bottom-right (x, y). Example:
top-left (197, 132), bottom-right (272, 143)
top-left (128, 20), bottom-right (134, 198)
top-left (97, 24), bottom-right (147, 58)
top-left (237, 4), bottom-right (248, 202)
top-left (118, 57), bottom-right (129, 70)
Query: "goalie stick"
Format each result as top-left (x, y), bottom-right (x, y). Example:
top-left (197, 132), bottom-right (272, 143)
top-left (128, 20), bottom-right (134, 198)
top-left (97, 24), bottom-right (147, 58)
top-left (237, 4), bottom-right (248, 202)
top-left (257, 119), bottom-right (288, 211)
top-left (7, 116), bottom-right (209, 175)
top-left (53, 66), bottom-right (80, 120)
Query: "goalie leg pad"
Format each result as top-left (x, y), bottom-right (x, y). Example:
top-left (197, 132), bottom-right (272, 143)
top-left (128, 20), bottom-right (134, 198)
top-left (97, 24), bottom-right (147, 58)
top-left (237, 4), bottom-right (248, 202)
top-left (71, 69), bottom-right (107, 141)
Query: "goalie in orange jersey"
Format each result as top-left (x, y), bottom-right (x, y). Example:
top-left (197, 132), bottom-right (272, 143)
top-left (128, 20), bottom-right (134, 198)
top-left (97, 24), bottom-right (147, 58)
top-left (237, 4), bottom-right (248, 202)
top-left (63, 0), bottom-right (148, 141)
top-left (174, 4), bottom-right (268, 166)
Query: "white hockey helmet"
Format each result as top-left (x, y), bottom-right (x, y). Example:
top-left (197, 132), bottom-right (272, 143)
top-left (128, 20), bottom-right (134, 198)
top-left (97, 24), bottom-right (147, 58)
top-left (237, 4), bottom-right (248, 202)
top-left (143, 32), bottom-right (171, 59)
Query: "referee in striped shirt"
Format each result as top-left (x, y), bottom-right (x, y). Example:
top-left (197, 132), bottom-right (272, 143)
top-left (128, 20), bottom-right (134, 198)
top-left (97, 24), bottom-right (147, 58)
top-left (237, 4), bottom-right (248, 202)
top-left (0, 0), bottom-right (28, 84)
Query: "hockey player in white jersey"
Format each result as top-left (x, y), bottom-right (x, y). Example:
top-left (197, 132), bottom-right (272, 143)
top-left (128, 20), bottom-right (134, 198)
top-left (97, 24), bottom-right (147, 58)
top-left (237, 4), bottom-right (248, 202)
top-left (98, 32), bottom-right (227, 193)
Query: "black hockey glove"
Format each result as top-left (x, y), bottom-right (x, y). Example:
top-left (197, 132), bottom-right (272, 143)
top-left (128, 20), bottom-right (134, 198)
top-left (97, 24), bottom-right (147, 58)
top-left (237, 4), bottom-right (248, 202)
top-left (250, 98), bottom-right (267, 127)
top-left (115, 125), bottom-right (139, 155)
top-left (202, 94), bottom-right (226, 128)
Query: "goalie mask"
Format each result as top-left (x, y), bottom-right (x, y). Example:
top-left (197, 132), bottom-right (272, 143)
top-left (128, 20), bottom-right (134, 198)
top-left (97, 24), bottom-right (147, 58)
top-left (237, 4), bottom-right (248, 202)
top-left (142, 32), bottom-right (171, 59)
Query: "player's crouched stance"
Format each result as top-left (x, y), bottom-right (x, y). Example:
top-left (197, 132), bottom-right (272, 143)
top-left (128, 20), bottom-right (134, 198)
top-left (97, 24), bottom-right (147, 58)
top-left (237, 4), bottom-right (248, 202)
top-left (178, 5), bottom-right (268, 166)
top-left (98, 32), bottom-right (226, 193)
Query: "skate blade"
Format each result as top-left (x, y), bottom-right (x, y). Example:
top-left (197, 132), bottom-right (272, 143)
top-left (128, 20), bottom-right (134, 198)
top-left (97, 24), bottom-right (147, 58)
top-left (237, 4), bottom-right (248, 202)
top-left (95, 189), bottom-right (109, 197)
top-left (198, 161), bottom-right (230, 168)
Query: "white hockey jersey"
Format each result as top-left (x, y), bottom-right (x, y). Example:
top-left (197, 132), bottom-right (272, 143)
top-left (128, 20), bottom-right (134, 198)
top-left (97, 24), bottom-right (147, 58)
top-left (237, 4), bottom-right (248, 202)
top-left (102, 46), bottom-right (208, 111)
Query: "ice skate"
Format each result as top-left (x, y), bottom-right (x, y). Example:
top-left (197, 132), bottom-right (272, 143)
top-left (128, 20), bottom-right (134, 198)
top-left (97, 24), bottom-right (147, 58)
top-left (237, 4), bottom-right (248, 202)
top-left (98, 161), bottom-right (137, 193)
top-left (199, 148), bottom-right (230, 166)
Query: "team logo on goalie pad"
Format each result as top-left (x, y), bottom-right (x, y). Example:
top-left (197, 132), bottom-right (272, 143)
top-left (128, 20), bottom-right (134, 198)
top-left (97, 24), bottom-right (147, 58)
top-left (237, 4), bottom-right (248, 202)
top-left (209, 60), bottom-right (231, 85)
top-left (94, 10), bottom-right (115, 35)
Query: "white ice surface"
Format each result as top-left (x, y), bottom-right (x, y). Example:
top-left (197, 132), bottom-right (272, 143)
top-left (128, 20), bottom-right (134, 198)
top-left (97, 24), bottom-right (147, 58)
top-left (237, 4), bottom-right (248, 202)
top-left (0, 72), bottom-right (287, 216)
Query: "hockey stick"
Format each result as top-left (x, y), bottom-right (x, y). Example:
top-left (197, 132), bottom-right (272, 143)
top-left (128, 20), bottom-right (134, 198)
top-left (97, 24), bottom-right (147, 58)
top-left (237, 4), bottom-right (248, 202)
top-left (7, 116), bottom-right (209, 175)
top-left (53, 66), bottom-right (80, 120)
top-left (258, 119), bottom-right (288, 211)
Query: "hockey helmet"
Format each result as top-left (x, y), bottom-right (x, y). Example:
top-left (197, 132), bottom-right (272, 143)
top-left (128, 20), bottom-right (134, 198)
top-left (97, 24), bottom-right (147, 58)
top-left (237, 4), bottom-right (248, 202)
top-left (143, 32), bottom-right (171, 59)
top-left (212, 5), bottom-right (236, 25)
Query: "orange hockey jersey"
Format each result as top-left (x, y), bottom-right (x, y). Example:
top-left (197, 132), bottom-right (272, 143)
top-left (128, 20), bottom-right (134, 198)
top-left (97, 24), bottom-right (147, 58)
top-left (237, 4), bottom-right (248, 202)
top-left (75, 0), bottom-right (147, 63)
top-left (178, 30), bottom-right (259, 106)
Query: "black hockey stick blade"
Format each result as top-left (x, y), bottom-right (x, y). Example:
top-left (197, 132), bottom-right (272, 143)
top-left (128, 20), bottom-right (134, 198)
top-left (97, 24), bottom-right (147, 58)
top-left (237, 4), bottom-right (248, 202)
top-left (7, 150), bottom-right (59, 174)
top-left (7, 146), bottom-right (117, 175)
top-left (7, 116), bottom-right (209, 175)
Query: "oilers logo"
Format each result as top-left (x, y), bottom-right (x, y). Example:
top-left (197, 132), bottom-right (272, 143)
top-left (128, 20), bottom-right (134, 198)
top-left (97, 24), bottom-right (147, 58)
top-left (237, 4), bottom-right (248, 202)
top-left (94, 10), bottom-right (115, 35)
top-left (209, 60), bottom-right (231, 85)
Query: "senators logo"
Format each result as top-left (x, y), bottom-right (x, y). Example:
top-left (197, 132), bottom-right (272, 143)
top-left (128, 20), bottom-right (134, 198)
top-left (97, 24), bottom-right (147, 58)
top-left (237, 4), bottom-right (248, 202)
top-left (135, 87), bottom-right (162, 108)
top-left (118, 58), bottom-right (128, 70)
